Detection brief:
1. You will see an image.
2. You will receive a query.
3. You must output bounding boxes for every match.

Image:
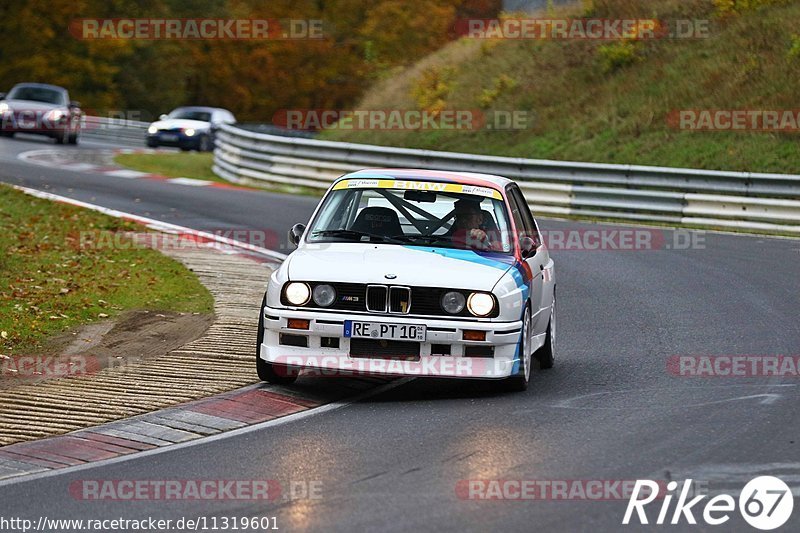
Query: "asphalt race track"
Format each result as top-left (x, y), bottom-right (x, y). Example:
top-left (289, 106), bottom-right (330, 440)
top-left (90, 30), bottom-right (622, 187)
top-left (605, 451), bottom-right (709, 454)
top-left (1, 134), bottom-right (799, 532)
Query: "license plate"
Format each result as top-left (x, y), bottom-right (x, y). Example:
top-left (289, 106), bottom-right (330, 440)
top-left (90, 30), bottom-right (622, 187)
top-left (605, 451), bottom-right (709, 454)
top-left (160, 133), bottom-right (178, 142)
top-left (344, 320), bottom-right (426, 341)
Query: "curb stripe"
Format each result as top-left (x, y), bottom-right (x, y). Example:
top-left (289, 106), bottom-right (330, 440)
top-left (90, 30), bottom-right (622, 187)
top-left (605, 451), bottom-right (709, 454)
top-left (0, 378), bottom-right (411, 488)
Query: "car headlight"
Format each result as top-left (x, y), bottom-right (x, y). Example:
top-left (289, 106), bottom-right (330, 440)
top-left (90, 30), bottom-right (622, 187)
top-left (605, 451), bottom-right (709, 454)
top-left (312, 284), bottom-right (336, 307)
top-left (0, 103), bottom-right (8, 114)
top-left (46, 109), bottom-right (64, 121)
top-left (441, 291), bottom-right (466, 314)
top-left (147, 125), bottom-right (158, 134)
top-left (184, 128), bottom-right (195, 136)
top-left (467, 292), bottom-right (495, 317)
top-left (284, 282), bottom-right (311, 306)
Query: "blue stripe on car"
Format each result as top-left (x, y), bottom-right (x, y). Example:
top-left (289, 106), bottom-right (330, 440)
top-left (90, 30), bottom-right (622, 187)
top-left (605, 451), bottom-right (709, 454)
top-left (405, 246), bottom-right (531, 377)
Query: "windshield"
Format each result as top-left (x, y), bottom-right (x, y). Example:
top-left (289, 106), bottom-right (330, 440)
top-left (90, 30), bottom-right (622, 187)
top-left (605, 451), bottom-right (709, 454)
top-left (306, 179), bottom-right (513, 253)
top-left (168, 109), bottom-right (212, 122)
top-left (7, 85), bottom-right (66, 105)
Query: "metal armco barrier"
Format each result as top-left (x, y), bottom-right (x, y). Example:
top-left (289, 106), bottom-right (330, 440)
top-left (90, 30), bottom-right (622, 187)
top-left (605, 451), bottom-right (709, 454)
top-left (212, 123), bottom-right (800, 233)
top-left (80, 116), bottom-right (149, 145)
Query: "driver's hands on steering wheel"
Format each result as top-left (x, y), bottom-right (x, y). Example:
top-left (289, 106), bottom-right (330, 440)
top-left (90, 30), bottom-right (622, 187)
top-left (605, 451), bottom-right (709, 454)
top-left (468, 228), bottom-right (491, 250)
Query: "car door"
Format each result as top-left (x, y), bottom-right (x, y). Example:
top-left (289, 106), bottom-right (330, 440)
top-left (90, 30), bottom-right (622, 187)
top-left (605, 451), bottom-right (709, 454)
top-left (507, 185), bottom-right (550, 334)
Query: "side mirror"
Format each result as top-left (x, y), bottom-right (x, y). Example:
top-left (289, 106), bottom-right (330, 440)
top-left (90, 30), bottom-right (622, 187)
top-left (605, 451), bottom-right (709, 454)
top-left (519, 236), bottom-right (538, 258)
top-left (69, 101), bottom-right (80, 109)
top-left (159, 114), bottom-right (168, 121)
top-left (288, 223), bottom-right (305, 247)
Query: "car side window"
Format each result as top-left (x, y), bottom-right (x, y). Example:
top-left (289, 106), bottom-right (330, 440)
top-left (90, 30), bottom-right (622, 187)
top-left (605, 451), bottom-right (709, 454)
top-left (507, 188), bottom-right (527, 243)
top-left (508, 185), bottom-right (540, 245)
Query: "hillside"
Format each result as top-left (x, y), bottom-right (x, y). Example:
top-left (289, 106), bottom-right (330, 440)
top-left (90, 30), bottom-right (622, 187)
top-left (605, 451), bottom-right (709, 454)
top-left (322, 0), bottom-right (800, 174)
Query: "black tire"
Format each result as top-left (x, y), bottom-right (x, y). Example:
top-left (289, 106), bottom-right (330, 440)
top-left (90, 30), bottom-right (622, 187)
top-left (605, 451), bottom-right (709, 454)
top-left (534, 289), bottom-right (556, 370)
top-left (198, 134), bottom-right (212, 152)
top-left (0, 132), bottom-right (13, 138)
top-left (146, 139), bottom-right (159, 148)
top-left (180, 145), bottom-right (191, 152)
top-left (54, 132), bottom-right (66, 145)
top-left (68, 133), bottom-right (79, 145)
top-left (502, 305), bottom-right (532, 392)
top-left (255, 294), bottom-right (298, 384)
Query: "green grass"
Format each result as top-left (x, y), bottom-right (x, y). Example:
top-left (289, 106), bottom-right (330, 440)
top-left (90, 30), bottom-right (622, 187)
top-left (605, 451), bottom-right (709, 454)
top-left (0, 185), bottom-right (213, 354)
top-left (114, 153), bottom-right (326, 198)
top-left (322, 0), bottom-right (800, 174)
top-left (114, 152), bottom-right (224, 182)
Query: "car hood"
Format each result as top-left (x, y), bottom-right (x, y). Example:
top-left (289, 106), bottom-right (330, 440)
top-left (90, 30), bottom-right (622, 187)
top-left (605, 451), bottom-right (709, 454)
top-left (3, 99), bottom-right (63, 111)
top-left (150, 118), bottom-right (210, 131)
top-left (286, 243), bottom-right (516, 290)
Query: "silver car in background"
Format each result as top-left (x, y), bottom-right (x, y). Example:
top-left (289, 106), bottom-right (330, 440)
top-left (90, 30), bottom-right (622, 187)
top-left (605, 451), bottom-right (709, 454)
top-left (0, 83), bottom-right (82, 144)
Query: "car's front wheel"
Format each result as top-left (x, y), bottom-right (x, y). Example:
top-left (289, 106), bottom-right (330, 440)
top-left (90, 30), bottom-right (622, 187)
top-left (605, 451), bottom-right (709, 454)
top-left (255, 295), bottom-right (298, 385)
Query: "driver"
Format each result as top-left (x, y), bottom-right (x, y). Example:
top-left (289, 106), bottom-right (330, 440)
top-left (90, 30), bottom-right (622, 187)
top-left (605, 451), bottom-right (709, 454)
top-left (448, 198), bottom-right (495, 251)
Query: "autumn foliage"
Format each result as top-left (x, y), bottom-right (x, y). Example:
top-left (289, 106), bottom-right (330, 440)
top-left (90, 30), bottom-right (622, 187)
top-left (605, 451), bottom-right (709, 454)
top-left (0, 0), bottom-right (501, 121)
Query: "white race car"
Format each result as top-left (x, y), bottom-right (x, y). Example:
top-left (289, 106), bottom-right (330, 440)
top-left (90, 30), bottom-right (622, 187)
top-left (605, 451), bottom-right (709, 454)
top-left (257, 169), bottom-right (556, 391)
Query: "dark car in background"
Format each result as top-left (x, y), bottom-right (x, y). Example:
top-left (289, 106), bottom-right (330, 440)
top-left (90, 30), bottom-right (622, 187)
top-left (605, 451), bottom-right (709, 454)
top-left (146, 106), bottom-right (236, 152)
top-left (0, 83), bottom-right (82, 144)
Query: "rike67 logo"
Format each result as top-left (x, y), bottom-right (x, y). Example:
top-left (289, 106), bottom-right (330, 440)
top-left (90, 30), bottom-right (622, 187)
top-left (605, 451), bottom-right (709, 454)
top-left (624, 476), bottom-right (794, 530)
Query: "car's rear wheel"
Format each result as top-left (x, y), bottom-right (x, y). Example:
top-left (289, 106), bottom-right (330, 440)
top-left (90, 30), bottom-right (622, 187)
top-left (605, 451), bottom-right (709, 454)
top-left (68, 133), bottom-right (79, 145)
top-left (534, 288), bottom-right (556, 370)
top-left (255, 294), bottom-right (298, 385)
top-left (54, 132), bottom-right (67, 144)
top-left (0, 132), bottom-right (13, 138)
top-left (503, 305), bottom-right (532, 392)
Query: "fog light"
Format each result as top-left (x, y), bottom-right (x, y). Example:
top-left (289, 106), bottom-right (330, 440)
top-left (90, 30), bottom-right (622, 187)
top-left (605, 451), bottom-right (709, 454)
top-left (463, 330), bottom-right (486, 341)
top-left (287, 318), bottom-right (310, 330)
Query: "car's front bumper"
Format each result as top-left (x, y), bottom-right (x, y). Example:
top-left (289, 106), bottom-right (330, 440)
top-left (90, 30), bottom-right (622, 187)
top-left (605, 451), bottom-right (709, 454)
top-left (259, 305), bottom-right (523, 379)
top-left (146, 132), bottom-right (202, 148)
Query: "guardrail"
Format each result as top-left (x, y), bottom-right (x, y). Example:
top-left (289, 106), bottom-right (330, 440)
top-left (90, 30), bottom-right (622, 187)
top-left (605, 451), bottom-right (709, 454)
top-left (213, 123), bottom-right (800, 234)
top-left (81, 116), bottom-right (149, 145)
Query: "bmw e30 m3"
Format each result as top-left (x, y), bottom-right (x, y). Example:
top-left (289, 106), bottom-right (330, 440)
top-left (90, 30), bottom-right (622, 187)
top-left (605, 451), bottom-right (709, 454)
top-left (256, 169), bottom-right (556, 391)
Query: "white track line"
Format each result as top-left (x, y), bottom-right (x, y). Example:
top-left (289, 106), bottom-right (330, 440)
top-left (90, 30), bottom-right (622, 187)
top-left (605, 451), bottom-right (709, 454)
top-left (104, 169), bottom-right (150, 178)
top-left (167, 177), bottom-right (212, 186)
top-left (0, 378), bottom-right (412, 487)
top-left (13, 185), bottom-right (288, 262)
